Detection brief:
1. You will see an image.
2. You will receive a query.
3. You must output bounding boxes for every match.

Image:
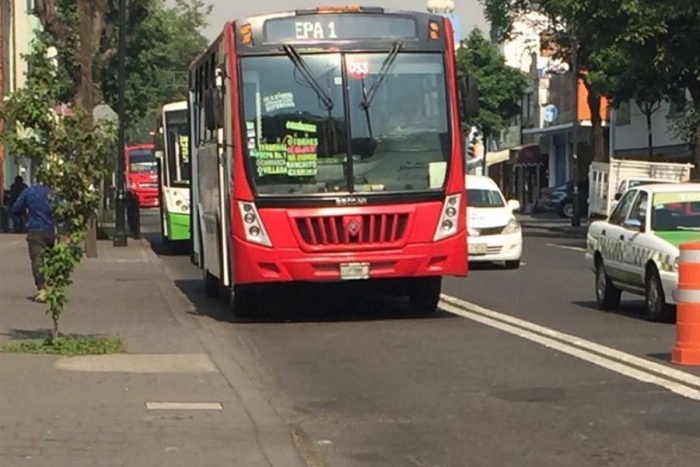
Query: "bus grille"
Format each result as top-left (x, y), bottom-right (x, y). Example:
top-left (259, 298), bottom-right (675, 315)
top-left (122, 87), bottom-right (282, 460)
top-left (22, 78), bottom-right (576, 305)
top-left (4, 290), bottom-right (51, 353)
top-left (295, 213), bottom-right (409, 247)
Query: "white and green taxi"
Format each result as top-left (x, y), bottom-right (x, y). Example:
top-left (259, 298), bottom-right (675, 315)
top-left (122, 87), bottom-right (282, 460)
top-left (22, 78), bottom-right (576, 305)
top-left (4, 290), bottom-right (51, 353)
top-left (586, 183), bottom-right (700, 322)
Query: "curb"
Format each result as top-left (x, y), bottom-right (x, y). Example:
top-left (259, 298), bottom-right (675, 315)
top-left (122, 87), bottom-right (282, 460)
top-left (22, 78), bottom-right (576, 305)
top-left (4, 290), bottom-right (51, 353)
top-left (136, 239), bottom-right (308, 467)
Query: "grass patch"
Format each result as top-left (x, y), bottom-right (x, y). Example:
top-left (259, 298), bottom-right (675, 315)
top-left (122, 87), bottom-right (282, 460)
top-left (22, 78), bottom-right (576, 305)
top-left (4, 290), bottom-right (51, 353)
top-left (1, 335), bottom-right (124, 356)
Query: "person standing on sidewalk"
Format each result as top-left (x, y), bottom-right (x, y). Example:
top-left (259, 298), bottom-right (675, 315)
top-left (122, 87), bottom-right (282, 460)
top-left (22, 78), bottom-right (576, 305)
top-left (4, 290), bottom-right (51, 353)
top-left (11, 182), bottom-right (55, 302)
top-left (10, 175), bottom-right (28, 233)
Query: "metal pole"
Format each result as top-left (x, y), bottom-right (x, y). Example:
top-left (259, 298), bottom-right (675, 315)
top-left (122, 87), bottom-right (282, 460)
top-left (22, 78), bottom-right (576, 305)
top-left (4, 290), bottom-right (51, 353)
top-left (482, 134), bottom-right (488, 176)
top-left (113, 0), bottom-right (127, 247)
top-left (570, 34), bottom-right (581, 228)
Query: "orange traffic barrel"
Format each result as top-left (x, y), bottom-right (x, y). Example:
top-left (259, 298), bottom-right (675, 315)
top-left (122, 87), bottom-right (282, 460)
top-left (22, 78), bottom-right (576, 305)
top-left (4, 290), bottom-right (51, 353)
top-left (672, 241), bottom-right (700, 366)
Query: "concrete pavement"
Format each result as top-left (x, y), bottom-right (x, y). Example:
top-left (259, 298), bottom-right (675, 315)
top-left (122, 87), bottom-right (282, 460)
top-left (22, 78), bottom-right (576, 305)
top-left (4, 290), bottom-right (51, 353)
top-left (0, 233), bottom-right (305, 467)
top-left (144, 211), bottom-right (700, 467)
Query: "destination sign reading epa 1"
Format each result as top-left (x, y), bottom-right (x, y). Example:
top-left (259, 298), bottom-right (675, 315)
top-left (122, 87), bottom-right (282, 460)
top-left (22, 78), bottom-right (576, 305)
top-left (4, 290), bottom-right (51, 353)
top-left (263, 14), bottom-right (417, 42)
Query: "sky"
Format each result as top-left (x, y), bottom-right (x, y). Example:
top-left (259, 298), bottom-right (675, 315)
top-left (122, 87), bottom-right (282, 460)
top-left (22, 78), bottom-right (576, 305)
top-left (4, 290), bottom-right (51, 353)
top-left (195, 1), bottom-right (489, 41)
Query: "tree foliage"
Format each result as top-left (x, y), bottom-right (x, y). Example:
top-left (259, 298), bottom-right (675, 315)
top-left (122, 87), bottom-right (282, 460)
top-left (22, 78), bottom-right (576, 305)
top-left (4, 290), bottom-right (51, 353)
top-left (34, 0), bottom-right (209, 132)
top-left (456, 29), bottom-right (528, 141)
top-left (0, 38), bottom-right (115, 340)
top-left (480, 0), bottom-right (700, 166)
top-left (101, 0), bottom-right (210, 136)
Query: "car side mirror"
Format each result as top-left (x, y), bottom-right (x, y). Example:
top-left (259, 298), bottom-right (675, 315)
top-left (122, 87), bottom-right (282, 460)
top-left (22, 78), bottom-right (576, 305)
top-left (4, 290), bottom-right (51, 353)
top-left (614, 192), bottom-right (622, 201)
top-left (623, 218), bottom-right (644, 231)
top-left (507, 199), bottom-right (521, 212)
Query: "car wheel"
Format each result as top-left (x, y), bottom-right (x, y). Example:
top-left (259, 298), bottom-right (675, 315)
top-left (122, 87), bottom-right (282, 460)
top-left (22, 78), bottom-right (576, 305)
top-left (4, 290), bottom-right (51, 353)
top-left (645, 267), bottom-right (675, 322)
top-left (595, 260), bottom-right (621, 310)
top-left (561, 202), bottom-right (574, 218)
top-left (504, 260), bottom-right (520, 269)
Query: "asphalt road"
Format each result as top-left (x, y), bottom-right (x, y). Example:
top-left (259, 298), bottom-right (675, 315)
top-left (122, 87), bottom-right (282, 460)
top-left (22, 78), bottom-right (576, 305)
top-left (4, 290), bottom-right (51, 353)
top-left (140, 209), bottom-right (700, 467)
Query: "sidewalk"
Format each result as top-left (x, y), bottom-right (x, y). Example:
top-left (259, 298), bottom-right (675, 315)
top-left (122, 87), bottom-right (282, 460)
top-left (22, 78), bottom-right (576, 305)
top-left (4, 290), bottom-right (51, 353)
top-left (0, 234), bottom-right (305, 467)
top-left (516, 213), bottom-right (589, 238)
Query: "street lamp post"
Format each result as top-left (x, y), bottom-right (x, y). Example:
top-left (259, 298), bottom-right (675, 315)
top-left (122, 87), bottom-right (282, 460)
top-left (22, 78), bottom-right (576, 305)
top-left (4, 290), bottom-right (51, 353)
top-left (113, 0), bottom-right (127, 247)
top-left (528, 1), bottom-right (581, 228)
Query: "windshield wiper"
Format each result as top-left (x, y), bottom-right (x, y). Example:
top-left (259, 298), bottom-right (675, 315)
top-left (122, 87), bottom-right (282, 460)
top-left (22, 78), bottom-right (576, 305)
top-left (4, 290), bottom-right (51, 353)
top-left (282, 44), bottom-right (334, 110)
top-left (361, 41), bottom-right (403, 109)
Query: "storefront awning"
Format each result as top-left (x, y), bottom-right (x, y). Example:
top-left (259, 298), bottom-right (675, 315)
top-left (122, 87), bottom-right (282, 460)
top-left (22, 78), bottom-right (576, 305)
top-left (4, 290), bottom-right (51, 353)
top-left (513, 144), bottom-right (546, 167)
top-left (485, 149), bottom-right (510, 166)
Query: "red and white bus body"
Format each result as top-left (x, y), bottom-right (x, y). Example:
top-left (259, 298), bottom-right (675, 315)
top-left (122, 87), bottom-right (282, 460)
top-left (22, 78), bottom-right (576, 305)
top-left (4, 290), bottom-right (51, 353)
top-left (189, 7), bottom-right (471, 314)
top-left (125, 143), bottom-right (159, 208)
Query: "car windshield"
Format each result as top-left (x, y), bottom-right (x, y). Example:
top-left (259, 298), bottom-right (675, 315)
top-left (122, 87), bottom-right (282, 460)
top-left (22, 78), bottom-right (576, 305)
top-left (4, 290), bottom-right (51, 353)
top-left (238, 52), bottom-right (449, 196)
top-left (128, 149), bottom-right (156, 174)
top-left (467, 188), bottom-right (505, 208)
top-left (651, 192), bottom-right (700, 231)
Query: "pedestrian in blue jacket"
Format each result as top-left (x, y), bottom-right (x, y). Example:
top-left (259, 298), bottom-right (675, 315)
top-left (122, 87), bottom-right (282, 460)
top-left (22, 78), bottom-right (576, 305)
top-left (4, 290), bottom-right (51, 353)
top-left (11, 183), bottom-right (56, 303)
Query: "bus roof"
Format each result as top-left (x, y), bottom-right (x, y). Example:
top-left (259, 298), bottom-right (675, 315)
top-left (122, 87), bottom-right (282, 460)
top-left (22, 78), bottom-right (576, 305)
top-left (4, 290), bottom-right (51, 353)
top-left (160, 101), bottom-right (187, 112)
top-left (189, 7), bottom-right (451, 67)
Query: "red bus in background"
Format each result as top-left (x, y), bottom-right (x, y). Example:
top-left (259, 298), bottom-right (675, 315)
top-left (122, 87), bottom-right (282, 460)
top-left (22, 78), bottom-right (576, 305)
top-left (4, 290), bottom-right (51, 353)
top-left (125, 144), bottom-right (159, 208)
top-left (189, 6), bottom-right (479, 317)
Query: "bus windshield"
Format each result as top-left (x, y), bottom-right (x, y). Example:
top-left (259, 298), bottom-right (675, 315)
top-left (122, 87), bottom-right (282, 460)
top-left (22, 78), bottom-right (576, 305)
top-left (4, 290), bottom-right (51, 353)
top-left (164, 109), bottom-right (191, 186)
top-left (239, 52), bottom-right (450, 196)
top-left (128, 148), bottom-right (157, 174)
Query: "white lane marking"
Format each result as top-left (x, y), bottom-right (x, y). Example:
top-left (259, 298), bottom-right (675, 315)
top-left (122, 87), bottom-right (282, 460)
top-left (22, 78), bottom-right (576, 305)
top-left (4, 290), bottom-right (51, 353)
top-left (546, 243), bottom-right (587, 252)
top-left (441, 294), bottom-right (700, 389)
top-left (146, 402), bottom-right (223, 410)
top-left (439, 295), bottom-right (700, 400)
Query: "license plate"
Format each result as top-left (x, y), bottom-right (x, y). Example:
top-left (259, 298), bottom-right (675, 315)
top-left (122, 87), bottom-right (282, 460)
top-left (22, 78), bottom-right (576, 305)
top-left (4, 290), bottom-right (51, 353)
top-left (339, 262), bottom-right (370, 280)
top-left (469, 243), bottom-right (488, 255)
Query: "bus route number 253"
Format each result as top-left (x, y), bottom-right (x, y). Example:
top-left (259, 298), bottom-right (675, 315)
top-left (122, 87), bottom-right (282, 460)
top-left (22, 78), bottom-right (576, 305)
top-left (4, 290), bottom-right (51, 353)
top-left (295, 21), bottom-right (338, 40)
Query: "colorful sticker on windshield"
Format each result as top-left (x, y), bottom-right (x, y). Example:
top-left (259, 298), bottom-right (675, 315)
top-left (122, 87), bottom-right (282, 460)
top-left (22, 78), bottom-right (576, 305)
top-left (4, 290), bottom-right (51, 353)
top-left (253, 121), bottom-right (318, 177)
top-left (347, 61), bottom-right (370, 80)
top-left (178, 135), bottom-right (189, 162)
top-left (263, 92), bottom-right (295, 112)
top-left (653, 192), bottom-right (700, 206)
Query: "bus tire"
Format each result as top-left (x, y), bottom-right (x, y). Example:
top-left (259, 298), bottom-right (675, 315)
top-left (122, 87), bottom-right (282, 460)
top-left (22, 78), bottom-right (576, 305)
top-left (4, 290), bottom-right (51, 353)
top-left (204, 270), bottom-right (220, 299)
top-left (409, 277), bottom-right (441, 315)
top-left (231, 286), bottom-right (256, 319)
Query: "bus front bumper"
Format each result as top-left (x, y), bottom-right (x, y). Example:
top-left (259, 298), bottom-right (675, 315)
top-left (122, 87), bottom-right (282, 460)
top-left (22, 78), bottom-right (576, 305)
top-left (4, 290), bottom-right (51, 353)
top-left (231, 231), bottom-right (467, 285)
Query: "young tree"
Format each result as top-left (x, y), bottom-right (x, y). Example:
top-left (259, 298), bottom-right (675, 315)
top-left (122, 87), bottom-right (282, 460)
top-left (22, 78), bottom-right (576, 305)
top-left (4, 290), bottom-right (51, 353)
top-left (623, 0), bottom-right (700, 168)
top-left (0, 38), bottom-right (115, 341)
top-left (590, 39), bottom-right (669, 159)
top-left (456, 29), bottom-right (528, 147)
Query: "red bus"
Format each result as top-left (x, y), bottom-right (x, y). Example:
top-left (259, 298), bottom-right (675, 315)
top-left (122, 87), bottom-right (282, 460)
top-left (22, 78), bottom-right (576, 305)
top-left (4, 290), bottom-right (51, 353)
top-left (125, 143), bottom-right (159, 208)
top-left (189, 6), bottom-right (479, 316)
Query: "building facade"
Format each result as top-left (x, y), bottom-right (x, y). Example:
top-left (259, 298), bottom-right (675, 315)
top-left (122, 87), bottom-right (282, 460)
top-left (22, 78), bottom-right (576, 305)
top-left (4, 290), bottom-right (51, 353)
top-left (612, 96), bottom-right (691, 161)
top-left (1, 0), bottom-right (41, 192)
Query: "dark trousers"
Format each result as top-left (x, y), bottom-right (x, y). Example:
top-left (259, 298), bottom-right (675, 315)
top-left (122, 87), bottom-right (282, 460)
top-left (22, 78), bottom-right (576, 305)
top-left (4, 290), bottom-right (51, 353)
top-left (27, 231), bottom-right (56, 290)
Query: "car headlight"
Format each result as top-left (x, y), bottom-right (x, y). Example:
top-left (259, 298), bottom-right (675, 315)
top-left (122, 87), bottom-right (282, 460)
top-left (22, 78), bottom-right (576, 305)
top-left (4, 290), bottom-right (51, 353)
top-left (502, 218), bottom-right (521, 234)
top-left (674, 257), bottom-right (680, 271)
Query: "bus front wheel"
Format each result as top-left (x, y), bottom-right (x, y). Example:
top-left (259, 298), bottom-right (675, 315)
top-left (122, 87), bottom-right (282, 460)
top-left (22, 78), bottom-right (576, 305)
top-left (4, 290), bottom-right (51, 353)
top-left (231, 285), bottom-right (256, 319)
top-left (409, 277), bottom-right (441, 315)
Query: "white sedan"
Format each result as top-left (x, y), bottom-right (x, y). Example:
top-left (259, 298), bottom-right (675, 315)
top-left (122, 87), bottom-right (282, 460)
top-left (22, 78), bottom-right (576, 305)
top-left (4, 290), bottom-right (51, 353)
top-left (466, 175), bottom-right (522, 269)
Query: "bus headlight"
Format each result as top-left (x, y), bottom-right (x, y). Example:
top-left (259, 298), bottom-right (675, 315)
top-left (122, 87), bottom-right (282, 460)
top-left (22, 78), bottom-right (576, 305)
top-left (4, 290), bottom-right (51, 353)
top-left (238, 201), bottom-right (272, 247)
top-left (433, 193), bottom-right (461, 242)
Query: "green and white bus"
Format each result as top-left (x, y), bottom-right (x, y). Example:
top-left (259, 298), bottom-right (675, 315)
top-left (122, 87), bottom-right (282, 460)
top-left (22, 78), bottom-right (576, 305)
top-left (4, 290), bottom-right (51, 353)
top-left (154, 100), bottom-right (191, 246)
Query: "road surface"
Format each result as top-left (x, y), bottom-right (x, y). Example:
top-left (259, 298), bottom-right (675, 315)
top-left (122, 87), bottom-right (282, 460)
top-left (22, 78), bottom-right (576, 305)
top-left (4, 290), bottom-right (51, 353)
top-left (141, 209), bottom-right (700, 467)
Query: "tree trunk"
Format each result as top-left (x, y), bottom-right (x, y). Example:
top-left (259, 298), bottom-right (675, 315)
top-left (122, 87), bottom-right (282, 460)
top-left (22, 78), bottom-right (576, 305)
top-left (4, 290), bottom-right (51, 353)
top-left (76, 0), bottom-right (98, 258)
top-left (0, 0), bottom-right (5, 208)
top-left (646, 112), bottom-right (653, 160)
top-left (586, 84), bottom-right (605, 162)
top-left (688, 84), bottom-right (700, 178)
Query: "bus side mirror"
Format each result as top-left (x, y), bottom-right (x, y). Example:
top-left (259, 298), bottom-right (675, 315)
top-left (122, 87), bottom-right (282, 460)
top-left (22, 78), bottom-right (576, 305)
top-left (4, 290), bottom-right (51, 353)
top-left (204, 87), bottom-right (223, 131)
top-left (153, 133), bottom-right (164, 152)
top-left (460, 76), bottom-right (480, 120)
